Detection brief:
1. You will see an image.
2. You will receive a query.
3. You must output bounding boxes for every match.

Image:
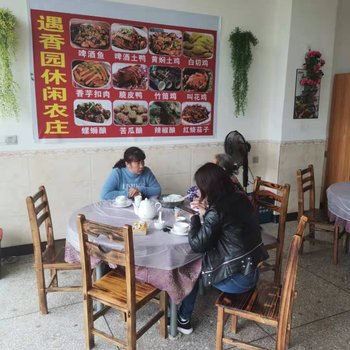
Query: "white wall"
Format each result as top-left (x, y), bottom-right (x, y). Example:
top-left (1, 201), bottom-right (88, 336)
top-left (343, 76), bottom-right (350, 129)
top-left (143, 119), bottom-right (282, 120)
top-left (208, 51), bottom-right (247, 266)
top-left (280, 0), bottom-right (338, 142)
top-left (0, 0), bottom-right (343, 247)
top-left (333, 0), bottom-right (350, 74)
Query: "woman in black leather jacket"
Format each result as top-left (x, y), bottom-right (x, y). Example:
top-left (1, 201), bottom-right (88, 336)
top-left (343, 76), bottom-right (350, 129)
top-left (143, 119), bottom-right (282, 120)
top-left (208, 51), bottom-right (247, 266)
top-left (176, 163), bottom-right (268, 335)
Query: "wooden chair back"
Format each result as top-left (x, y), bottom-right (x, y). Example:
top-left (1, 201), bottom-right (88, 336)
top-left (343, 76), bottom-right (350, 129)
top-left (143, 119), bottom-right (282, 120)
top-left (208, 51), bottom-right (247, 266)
top-left (296, 164), bottom-right (342, 264)
top-left (253, 177), bottom-right (290, 282)
top-left (297, 164), bottom-right (316, 218)
top-left (215, 216), bottom-right (307, 350)
top-left (77, 214), bottom-right (136, 313)
top-left (26, 185), bottom-right (81, 314)
top-left (276, 215), bottom-right (307, 349)
top-left (77, 214), bottom-right (167, 349)
top-left (26, 185), bottom-right (55, 264)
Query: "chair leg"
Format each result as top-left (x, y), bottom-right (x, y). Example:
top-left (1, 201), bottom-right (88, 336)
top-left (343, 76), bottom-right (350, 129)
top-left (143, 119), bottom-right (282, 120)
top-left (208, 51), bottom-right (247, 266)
top-left (284, 306), bottom-right (294, 348)
top-left (50, 268), bottom-right (58, 287)
top-left (216, 306), bottom-right (224, 350)
top-left (127, 311), bottom-right (136, 350)
top-left (159, 291), bottom-right (168, 339)
top-left (346, 233), bottom-right (350, 254)
top-left (231, 315), bottom-right (237, 334)
top-left (309, 223), bottom-right (315, 245)
top-left (333, 226), bottom-right (340, 265)
top-left (35, 266), bottom-right (48, 314)
top-left (274, 246), bottom-right (282, 284)
top-left (83, 295), bottom-right (94, 349)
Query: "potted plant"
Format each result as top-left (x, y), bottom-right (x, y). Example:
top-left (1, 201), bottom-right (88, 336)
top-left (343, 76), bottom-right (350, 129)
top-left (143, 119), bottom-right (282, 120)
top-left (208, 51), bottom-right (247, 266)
top-left (0, 8), bottom-right (19, 119)
top-left (229, 27), bottom-right (258, 116)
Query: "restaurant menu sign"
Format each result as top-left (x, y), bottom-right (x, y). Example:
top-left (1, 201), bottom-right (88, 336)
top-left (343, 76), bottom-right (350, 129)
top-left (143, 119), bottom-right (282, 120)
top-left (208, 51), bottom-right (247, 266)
top-left (28, 0), bottom-right (219, 141)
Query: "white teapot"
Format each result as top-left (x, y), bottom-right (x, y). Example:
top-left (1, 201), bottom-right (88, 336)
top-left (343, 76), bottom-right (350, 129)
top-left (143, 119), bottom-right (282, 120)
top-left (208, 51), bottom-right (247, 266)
top-left (134, 198), bottom-right (162, 220)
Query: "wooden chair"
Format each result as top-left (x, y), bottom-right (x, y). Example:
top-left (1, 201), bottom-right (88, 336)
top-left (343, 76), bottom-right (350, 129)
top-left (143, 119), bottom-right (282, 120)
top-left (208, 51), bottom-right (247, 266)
top-left (253, 177), bottom-right (290, 283)
top-left (77, 214), bottom-right (168, 350)
top-left (297, 164), bottom-right (343, 264)
top-left (26, 185), bottom-right (81, 314)
top-left (215, 215), bottom-right (308, 350)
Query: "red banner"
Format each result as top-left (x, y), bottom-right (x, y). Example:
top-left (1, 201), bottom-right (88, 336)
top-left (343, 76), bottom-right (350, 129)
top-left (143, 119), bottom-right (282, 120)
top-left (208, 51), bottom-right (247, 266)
top-left (30, 10), bottom-right (217, 139)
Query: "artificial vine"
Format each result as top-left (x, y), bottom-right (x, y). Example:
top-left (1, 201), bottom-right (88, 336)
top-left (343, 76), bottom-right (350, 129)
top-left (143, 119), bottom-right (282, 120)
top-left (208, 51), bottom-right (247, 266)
top-left (0, 8), bottom-right (19, 119)
top-left (229, 27), bottom-right (258, 116)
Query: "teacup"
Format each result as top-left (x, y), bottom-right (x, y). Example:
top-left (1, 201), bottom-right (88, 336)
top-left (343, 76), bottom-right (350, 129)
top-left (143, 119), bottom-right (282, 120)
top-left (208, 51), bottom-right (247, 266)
top-left (173, 222), bottom-right (189, 234)
top-left (115, 195), bottom-right (127, 206)
top-left (154, 220), bottom-right (166, 230)
top-left (134, 194), bottom-right (142, 207)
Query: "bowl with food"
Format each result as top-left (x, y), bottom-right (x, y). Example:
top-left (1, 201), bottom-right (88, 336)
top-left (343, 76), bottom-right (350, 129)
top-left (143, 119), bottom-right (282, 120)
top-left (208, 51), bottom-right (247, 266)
top-left (181, 102), bottom-right (211, 126)
top-left (70, 19), bottom-right (110, 50)
top-left (74, 99), bottom-right (112, 126)
top-left (160, 194), bottom-right (185, 208)
top-left (111, 24), bottom-right (148, 53)
top-left (112, 63), bottom-right (148, 90)
top-left (149, 28), bottom-right (182, 57)
top-left (72, 60), bottom-right (111, 89)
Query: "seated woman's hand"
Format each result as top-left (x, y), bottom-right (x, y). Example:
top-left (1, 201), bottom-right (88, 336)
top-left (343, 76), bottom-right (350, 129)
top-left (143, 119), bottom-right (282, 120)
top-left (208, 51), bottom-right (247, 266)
top-left (190, 199), bottom-right (208, 216)
top-left (128, 187), bottom-right (141, 198)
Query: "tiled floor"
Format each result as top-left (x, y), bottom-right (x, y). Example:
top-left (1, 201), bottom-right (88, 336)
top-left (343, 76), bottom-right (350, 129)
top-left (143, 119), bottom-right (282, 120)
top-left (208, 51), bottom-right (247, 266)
top-left (1, 221), bottom-right (350, 349)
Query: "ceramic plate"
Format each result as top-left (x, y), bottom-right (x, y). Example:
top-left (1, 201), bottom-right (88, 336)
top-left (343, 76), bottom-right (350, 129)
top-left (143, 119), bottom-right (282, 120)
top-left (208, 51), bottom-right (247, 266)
top-left (113, 199), bottom-right (133, 208)
top-left (170, 228), bottom-right (189, 236)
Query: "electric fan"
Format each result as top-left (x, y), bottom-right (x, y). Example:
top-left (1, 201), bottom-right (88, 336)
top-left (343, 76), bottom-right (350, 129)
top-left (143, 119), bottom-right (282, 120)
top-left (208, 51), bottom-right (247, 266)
top-left (224, 130), bottom-right (251, 189)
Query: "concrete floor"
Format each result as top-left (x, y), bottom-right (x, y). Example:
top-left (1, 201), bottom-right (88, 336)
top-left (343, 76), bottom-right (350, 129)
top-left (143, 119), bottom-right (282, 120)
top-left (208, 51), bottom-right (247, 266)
top-left (1, 221), bottom-right (350, 349)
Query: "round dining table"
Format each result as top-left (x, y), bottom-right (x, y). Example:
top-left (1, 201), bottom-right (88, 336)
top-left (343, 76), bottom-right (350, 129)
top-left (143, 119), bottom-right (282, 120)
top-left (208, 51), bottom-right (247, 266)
top-left (64, 200), bottom-right (202, 337)
top-left (327, 182), bottom-right (350, 233)
top-left (327, 182), bottom-right (350, 253)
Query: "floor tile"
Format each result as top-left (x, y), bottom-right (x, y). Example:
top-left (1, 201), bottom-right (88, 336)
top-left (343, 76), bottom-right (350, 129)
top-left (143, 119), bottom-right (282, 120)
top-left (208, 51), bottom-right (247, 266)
top-left (0, 255), bottom-right (82, 319)
top-left (1, 219), bottom-right (350, 349)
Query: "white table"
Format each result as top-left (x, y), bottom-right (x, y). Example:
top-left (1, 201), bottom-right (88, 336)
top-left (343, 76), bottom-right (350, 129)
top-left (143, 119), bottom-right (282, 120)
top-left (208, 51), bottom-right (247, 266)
top-left (65, 200), bottom-right (202, 337)
top-left (327, 182), bottom-right (350, 252)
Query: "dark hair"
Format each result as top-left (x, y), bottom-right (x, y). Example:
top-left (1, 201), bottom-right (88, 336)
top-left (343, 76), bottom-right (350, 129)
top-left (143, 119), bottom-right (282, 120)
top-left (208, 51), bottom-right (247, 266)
top-left (113, 147), bottom-right (146, 169)
top-left (214, 153), bottom-right (237, 175)
top-left (194, 163), bottom-right (234, 203)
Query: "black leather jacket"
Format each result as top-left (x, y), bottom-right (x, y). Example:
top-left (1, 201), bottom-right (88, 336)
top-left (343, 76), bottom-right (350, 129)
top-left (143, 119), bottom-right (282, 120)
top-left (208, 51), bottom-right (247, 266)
top-left (188, 192), bottom-right (269, 287)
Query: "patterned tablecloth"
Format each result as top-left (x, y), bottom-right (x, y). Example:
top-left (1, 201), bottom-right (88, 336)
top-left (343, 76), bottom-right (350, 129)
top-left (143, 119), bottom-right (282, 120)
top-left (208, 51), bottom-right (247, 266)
top-left (65, 201), bottom-right (202, 304)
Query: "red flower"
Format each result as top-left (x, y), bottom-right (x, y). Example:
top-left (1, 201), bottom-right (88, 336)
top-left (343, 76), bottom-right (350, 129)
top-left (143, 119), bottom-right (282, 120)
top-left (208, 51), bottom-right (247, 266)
top-left (307, 50), bottom-right (321, 58)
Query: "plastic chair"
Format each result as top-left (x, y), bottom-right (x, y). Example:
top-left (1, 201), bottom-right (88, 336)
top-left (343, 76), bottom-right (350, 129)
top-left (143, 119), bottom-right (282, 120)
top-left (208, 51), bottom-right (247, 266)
top-left (77, 214), bottom-right (168, 349)
top-left (26, 185), bottom-right (81, 314)
top-left (215, 216), bottom-right (308, 350)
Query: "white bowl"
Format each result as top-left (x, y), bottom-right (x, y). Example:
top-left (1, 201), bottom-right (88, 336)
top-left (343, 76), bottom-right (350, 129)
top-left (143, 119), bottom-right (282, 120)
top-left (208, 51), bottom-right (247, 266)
top-left (173, 222), bottom-right (190, 233)
top-left (154, 220), bottom-right (166, 230)
top-left (176, 216), bottom-right (186, 222)
top-left (115, 195), bottom-right (127, 205)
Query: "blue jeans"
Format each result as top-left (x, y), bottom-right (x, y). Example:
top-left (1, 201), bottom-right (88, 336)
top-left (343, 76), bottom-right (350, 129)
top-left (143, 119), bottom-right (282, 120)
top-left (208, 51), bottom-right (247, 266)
top-left (179, 269), bottom-right (259, 321)
top-left (214, 268), bottom-right (259, 293)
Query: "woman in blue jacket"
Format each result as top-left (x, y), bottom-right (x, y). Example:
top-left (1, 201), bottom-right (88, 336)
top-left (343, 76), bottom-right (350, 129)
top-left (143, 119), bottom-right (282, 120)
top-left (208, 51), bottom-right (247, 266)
top-left (100, 147), bottom-right (161, 200)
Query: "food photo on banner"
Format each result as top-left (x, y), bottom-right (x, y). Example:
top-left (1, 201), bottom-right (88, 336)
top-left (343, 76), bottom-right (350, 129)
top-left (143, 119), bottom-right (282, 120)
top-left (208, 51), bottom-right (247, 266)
top-left (28, 0), bottom-right (220, 141)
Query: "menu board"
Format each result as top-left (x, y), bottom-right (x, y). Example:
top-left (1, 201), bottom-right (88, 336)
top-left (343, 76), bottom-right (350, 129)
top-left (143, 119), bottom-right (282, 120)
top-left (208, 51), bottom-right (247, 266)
top-left (29, 2), bottom-right (219, 140)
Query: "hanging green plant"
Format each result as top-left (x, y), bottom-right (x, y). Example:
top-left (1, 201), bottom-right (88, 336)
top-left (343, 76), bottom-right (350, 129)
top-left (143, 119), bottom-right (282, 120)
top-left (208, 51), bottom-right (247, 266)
top-left (0, 8), bottom-right (19, 119)
top-left (229, 27), bottom-right (258, 116)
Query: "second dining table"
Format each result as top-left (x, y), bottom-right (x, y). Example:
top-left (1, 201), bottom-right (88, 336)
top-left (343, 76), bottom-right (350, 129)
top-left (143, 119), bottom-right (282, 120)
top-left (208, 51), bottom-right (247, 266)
top-left (64, 199), bottom-right (202, 337)
top-left (327, 181), bottom-right (350, 251)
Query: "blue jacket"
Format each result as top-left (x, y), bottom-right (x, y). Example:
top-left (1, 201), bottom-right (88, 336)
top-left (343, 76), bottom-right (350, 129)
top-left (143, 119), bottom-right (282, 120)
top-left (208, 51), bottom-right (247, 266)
top-left (100, 166), bottom-right (161, 200)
